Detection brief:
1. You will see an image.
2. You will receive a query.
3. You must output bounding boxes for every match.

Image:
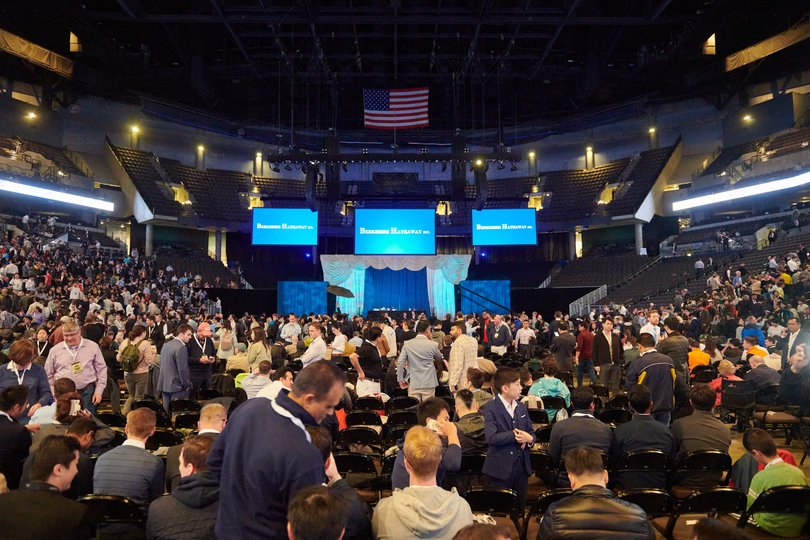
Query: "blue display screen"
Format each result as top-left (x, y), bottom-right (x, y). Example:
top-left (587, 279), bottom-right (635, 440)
top-left (354, 209), bottom-right (436, 255)
top-left (251, 208), bottom-right (318, 245)
top-left (472, 209), bottom-right (537, 246)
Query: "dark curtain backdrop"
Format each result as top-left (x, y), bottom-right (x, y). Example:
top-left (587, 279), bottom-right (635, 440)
top-left (278, 281), bottom-right (327, 315)
top-left (459, 280), bottom-right (511, 314)
top-left (364, 268), bottom-right (430, 312)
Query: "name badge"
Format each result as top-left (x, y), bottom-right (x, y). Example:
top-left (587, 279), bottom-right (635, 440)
top-left (71, 362), bottom-right (83, 375)
top-left (494, 333), bottom-right (499, 339)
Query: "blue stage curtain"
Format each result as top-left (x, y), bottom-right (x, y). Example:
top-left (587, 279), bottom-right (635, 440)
top-left (277, 281), bottom-right (327, 315)
top-left (364, 268), bottom-right (430, 315)
top-left (335, 266), bottom-right (365, 316)
top-left (459, 280), bottom-right (511, 315)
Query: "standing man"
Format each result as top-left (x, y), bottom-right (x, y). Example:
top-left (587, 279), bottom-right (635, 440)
top-left (514, 319), bottom-right (535, 359)
top-left (780, 317), bottom-right (809, 370)
top-left (482, 367), bottom-right (535, 511)
top-left (187, 322), bottom-right (216, 397)
top-left (397, 320), bottom-right (443, 401)
top-left (349, 326), bottom-right (384, 397)
top-left (575, 321), bottom-right (596, 387)
top-left (487, 315), bottom-right (512, 356)
top-left (639, 310), bottom-right (664, 345)
top-left (448, 322), bottom-right (479, 394)
top-left (208, 361), bottom-right (346, 539)
top-left (626, 333), bottom-right (676, 425)
top-left (44, 320), bottom-right (107, 414)
top-left (157, 324), bottom-right (193, 412)
top-left (592, 318), bottom-right (623, 392)
top-left (381, 319), bottom-right (398, 369)
top-left (550, 321), bottom-right (577, 376)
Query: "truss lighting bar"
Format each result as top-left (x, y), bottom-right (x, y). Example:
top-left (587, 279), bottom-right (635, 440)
top-left (672, 171), bottom-right (810, 212)
top-left (0, 178), bottom-right (114, 212)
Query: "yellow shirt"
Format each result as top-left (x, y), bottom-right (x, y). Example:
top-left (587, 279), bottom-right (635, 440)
top-left (688, 349), bottom-right (710, 371)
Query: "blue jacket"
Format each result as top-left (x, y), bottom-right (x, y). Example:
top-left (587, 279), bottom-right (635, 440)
top-left (208, 391), bottom-right (324, 540)
top-left (156, 338), bottom-right (190, 394)
top-left (740, 324), bottom-right (765, 347)
top-left (0, 362), bottom-right (52, 408)
top-left (481, 395), bottom-right (534, 480)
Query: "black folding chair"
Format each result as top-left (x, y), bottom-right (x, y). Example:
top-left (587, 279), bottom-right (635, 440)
top-left (617, 488), bottom-right (675, 520)
top-left (692, 370), bottom-right (716, 384)
top-left (521, 489), bottom-right (572, 540)
top-left (132, 399), bottom-right (164, 414)
top-left (606, 394), bottom-right (630, 409)
top-left (173, 412), bottom-right (200, 431)
top-left (597, 408), bottom-right (633, 427)
top-left (662, 487), bottom-right (746, 539)
top-left (720, 378), bottom-right (756, 429)
top-left (387, 410), bottom-right (418, 427)
top-left (346, 410), bottom-right (383, 427)
top-left (97, 412), bottom-right (127, 429)
top-left (335, 426), bottom-right (384, 456)
top-left (333, 452), bottom-right (380, 500)
top-left (737, 485), bottom-right (810, 530)
top-left (463, 487), bottom-right (522, 532)
top-left (354, 396), bottom-right (385, 411)
top-left (590, 383), bottom-right (610, 398)
top-left (383, 424), bottom-right (410, 448)
top-left (169, 398), bottom-right (201, 416)
top-left (539, 396), bottom-right (567, 418)
top-left (378, 453), bottom-right (397, 494)
top-left (78, 494), bottom-right (145, 530)
top-left (528, 409), bottom-right (549, 425)
top-left (669, 450), bottom-right (732, 499)
top-left (146, 429), bottom-right (184, 451)
top-left (612, 449), bottom-right (670, 491)
top-left (387, 396), bottom-right (419, 412)
top-left (534, 425), bottom-right (553, 445)
top-left (447, 453), bottom-right (487, 492)
top-left (197, 389), bottom-right (223, 400)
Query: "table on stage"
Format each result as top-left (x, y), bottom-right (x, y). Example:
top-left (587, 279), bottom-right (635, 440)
top-left (366, 309), bottom-right (426, 321)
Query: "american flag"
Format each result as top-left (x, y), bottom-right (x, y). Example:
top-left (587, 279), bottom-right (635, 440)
top-left (363, 87), bottom-right (429, 130)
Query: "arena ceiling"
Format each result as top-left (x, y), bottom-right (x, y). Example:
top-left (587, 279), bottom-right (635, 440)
top-left (1, 0), bottom-right (809, 136)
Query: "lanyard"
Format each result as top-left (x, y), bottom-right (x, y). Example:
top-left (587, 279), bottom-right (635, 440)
top-left (36, 341), bottom-right (47, 356)
top-left (194, 335), bottom-right (208, 352)
top-left (11, 364), bottom-right (28, 385)
top-left (64, 338), bottom-right (83, 364)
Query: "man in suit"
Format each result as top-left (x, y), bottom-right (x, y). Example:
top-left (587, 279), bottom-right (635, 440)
top-left (550, 321), bottom-right (577, 375)
top-left (0, 384), bottom-right (32, 489)
top-left (743, 355), bottom-right (781, 394)
top-left (482, 367), bottom-right (535, 511)
top-left (165, 403), bottom-right (227, 492)
top-left (548, 386), bottom-right (614, 487)
top-left (612, 384), bottom-right (675, 490)
top-left (397, 320), bottom-right (444, 401)
top-left (0, 435), bottom-right (90, 540)
top-left (157, 323), bottom-right (193, 412)
top-left (781, 317), bottom-right (809, 370)
top-left (592, 319), bottom-right (623, 392)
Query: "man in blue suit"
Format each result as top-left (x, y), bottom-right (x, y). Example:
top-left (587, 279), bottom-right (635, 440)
top-left (482, 367), bottom-right (535, 511)
top-left (157, 324), bottom-right (193, 412)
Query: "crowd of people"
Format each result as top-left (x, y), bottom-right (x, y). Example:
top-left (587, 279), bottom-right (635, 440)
top-left (0, 219), bottom-right (808, 539)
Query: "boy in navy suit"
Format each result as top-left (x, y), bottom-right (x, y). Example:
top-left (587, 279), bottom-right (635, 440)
top-left (481, 367), bottom-right (535, 511)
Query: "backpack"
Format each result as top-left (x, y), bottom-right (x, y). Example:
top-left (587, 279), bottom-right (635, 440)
top-left (120, 342), bottom-right (141, 373)
top-left (220, 331), bottom-right (234, 352)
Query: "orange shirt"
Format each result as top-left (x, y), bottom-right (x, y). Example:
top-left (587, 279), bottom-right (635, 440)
top-left (688, 348), bottom-right (711, 371)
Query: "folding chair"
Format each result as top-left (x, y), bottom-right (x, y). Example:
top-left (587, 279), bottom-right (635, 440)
top-left (617, 488), bottom-right (675, 519)
top-left (383, 424), bottom-right (410, 448)
top-left (597, 408), bottom-right (633, 427)
top-left (387, 396), bottom-right (419, 412)
top-left (132, 399), bottom-right (164, 414)
top-left (539, 396), bottom-right (566, 419)
top-left (528, 409), bottom-right (549, 425)
top-left (387, 410), bottom-right (418, 427)
top-left (612, 449), bottom-right (670, 491)
top-left (521, 489), bottom-right (572, 540)
top-left (448, 453), bottom-right (487, 492)
top-left (169, 398), bottom-right (201, 416)
top-left (346, 410), bottom-right (383, 428)
top-left (590, 383), bottom-right (609, 398)
top-left (333, 452), bottom-right (380, 502)
top-left (173, 412), bottom-right (200, 431)
top-left (669, 450), bottom-right (732, 499)
top-left (335, 426), bottom-right (384, 456)
top-left (78, 494), bottom-right (145, 533)
top-left (737, 485), bottom-right (810, 531)
top-left (97, 412), bottom-right (127, 429)
top-left (534, 426), bottom-right (553, 445)
top-left (354, 396), bottom-right (385, 411)
top-left (463, 487), bottom-right (522, 533)
top-left (720, 378), bottom-right (755, 430)
top-left (146, 429), bottom-right (184, 452)
top-left (662, 487), bottom-right (746, 539)
top-left (606, 394), bottom-right (630, 410)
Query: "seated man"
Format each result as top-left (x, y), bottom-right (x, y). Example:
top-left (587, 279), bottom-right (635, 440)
top-left (0, 435), bottom-right (90, 539)
top-left (670, 383), bottom-right (731, 489)
top-left (538, 447), bottom-right (654, 540)
top-left (548, 386), bottom-right (614, 487)
top-left (465, 368), bottom-right (492, 408)
top-left (240, 360), bottom-right (273, 398)
top-left (147, 435), bottom-right (220, 540)
top-left (29, 377), bottom-right (115, 447)
top-left (306, 426), bottom-right (372, 540)
top-left (743, 355), bottom-right (781, 394)
top-left (21, 416), bottom-right (97, 499)
top-left (256, 366), bottom-right (295, 401)
top-left (743, 428), bottom-right (808, 537)
top-left (373, 426), bottom-right (474, 540)
top-left (453, 389), bottom-right (487, 454)
top-left (287, 486), bottom-right (347, 540)
top-left (611, 384), bottom-right (675, 490)
top-left (165, 403), bottom-right (227, 492)
top-left (93, 408), bottom-right (165, 509)
top-left (391, 398), bottom-right (461, 490)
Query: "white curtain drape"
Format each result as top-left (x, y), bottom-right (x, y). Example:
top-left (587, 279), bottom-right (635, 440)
top-left (320, 255), bottom-right (471, 286)
top-left (425, 267), bottom-right (456, 319)
top-left (335, 265), bottom-right (366, 316)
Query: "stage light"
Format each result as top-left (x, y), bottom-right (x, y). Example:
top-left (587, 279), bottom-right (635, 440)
top-left (197, 145), bottom-right (205, 152)
top-left (25, 111), bottom-right (37, 120)
top-left (0, 178), bottom-right (114, 211)
top-left (475, 159), bottom-right (483, 167)
top-left (510, 160), bottom-right (519, 172)
top-left (586, 146), bottom-right (593, 152)
top-left (528, 151), bottom-right (535, 159)
top-left (131, 125), bottom-right (140, 134)
top-left (256, 151), bottom-right (262, 159)
top-left (743, 114), bottom-right (753, 122)
top-left (648, 127), bottom-right (656, 134)
top-left (672, 169), bottom-right (810, 211)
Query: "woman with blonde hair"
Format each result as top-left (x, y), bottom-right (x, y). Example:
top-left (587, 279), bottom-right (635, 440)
top-left (708, 360), bottom-right (742, 407)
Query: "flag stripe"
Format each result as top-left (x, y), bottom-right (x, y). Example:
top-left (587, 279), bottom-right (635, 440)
top-left (363, 87), bottom-right (429, 130)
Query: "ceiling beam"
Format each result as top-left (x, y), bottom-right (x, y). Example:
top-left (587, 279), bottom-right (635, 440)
top-left (209, 0), bottom-right (266, 84)
top-left (456, 0), bottom-right (493, 80)
top-left (522, 0), bottom-right (583, 84)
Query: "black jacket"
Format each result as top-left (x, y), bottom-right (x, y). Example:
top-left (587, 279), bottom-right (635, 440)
top-left (0, 482), bottom-right (91, 539)
top-left (537, 485), bottom-right (654, 540)
top-left (329, 478), bottom-right (372, 540)
top-left (147, 473), bottom-right (219, 540)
